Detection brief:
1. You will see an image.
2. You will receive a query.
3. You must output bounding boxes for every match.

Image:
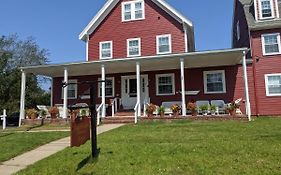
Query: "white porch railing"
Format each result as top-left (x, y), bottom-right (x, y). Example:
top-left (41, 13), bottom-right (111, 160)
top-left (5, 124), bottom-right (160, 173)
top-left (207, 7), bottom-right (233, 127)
top-left (96, 104), bottom-right (104, 126)
top-left (143, 98), bottom-right (150, 117)
top-left (134, 102), bottom-right (140, 124)
top-left (0, 109), bottom-right (7, 130)
top-left (111, 98), bottom-right (119, 118)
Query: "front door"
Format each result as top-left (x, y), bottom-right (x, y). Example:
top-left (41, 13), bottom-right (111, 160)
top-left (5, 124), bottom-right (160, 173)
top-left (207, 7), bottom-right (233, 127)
top-left (121, 75), bottom-right (149, 110)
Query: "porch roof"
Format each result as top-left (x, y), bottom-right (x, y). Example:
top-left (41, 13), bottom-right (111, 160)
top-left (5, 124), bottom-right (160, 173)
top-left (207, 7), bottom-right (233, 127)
top-left (21, 48), bottom-right (249, 77)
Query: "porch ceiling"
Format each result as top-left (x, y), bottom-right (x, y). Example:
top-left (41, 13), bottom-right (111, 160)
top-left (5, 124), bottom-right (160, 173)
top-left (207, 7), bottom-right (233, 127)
top-left (22, 48), bottom-right (249, 77)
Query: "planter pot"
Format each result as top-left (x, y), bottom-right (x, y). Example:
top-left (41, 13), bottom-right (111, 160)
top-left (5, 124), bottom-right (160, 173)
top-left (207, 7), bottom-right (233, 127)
top-left (229, 110), bottom-right (236, 116)
top-left (211, 111), bottom-right (216, 116)
top-left (191, 111), bottom-right (197, 116)
top-left (202, 111), bottom-right (208, 116)
top-left (29, 114), bottom-right (37, 120)
top-left (147, 113), bottom-right (153, 118)
top-left (50, 113), bottom-right (58, 119)
top-left (173, 111), bottom-right (179, 117)
top-left (160, 112), bottom-right (165, 118)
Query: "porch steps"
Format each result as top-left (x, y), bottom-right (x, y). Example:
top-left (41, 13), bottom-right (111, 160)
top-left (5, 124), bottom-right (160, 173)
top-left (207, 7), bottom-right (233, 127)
top-left (102, 116), bottom-right (135, 124)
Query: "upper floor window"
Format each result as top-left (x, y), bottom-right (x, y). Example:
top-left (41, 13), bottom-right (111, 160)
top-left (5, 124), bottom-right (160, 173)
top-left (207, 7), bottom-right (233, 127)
top-left (156, 34), bottom-right (172, 54)
top-left (259, 0), bottom-right (274, 19)
top-left (122, 0), bottom-right (145, 22)
top-left (265, 74), bottom-right (281, 96)
top-left (127, 38), bottom-right (141, 57)
top-left (99, 41), bottom-right (112, 59)
top-left (261, 33), bottom-right (281, 55)
top-left (204, 70), bottom-right (226, 94)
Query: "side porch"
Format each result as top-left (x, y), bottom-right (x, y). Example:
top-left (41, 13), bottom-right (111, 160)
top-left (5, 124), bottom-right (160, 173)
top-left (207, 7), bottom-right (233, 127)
top-left (20, 48), bottom-right (252, 124)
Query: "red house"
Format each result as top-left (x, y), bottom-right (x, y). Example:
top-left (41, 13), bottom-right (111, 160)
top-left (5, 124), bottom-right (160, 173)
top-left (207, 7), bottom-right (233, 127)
top-left (233, 0), bottom-right (281, 116)
top-left (20, 0), bottom-right (254, 123)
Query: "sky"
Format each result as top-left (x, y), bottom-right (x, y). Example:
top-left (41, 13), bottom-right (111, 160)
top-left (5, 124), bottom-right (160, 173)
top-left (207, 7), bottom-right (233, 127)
top-left (0, 0), bottom-right (234, 64)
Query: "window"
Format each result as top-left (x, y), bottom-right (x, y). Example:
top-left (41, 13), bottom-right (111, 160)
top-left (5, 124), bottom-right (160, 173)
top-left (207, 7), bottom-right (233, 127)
top-left (122, 0), bottom-right (145, 22)
top-left (265, 74), bottom-right (281, 96)
top-left (204, 70), bottom-right (226, 94)
top-left (156, 34), bottom-right (172, 54)
top-left (260, 0), bottom-right (274, 19)
top-left (156, 74), bottom-right (175, 96)
top-left (262, 33), bottom-right (281, 55)
top-left (236, 21), bottom-right (240, 41)
top-left (99, 77), bottom-right (115, 97)
top-left (61, 80), bottom-right (77, 99)
top-left (127, 38), bottom-right (141, 57)
top-left (99, 41), bottom-right (112, 59)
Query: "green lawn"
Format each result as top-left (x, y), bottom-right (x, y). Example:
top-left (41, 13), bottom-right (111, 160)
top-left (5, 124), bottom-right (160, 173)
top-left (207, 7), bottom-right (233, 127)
top-left (18, 118), bottom-right (281, 175)
top-left (0, 131), bottom-right (69, 162)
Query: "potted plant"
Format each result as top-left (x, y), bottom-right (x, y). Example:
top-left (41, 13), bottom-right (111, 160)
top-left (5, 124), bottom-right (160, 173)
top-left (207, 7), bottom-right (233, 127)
top-left (48, 106), bottom-right (59, 119)
top-left (187, 101), bottom-right (197, 116)
top-left (146, 103), bottom-right (156, 117)
top-left (171, 104), bottom-right (181, 117)
top-left (226, 101), bottom-right (239, 116)
top-left (39, 110), bottom-right (47, 126)
top-left (26, 109), bottom-right (38, 119)
top-left (158, 106), bottom-right (165, 117)
top-left (199, 105), bottom-right (209, 116)
top-left (210, 104), bottom-right (217, 116)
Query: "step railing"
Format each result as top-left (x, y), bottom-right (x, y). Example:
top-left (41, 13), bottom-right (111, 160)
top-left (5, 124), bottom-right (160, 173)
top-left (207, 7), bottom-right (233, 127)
top-left (96, 104), bottom-right (103, 126)
top-left (134, 102), bottom-right (140, 124)
top-left (0, 109), bottom-right (7, 130)
top-left (111, 98), bottom-right (118, 118)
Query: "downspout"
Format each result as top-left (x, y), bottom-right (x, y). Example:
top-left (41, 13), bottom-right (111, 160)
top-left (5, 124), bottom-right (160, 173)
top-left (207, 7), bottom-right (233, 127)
top-left (249, 29), bottom-right (260, 116)
top-left (183, 23), bottom-right (189, 52)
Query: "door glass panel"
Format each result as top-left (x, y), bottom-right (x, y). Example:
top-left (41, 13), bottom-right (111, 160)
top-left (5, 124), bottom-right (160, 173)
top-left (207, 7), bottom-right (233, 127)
top-left (129, 79), bottom-right (137, 97)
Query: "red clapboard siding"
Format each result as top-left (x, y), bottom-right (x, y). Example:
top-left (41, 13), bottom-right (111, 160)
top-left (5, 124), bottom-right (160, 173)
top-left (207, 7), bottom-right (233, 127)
top-left (88, 0), bottom-right (185, 60)
top-left (250, 29), bottom-right (281, 116)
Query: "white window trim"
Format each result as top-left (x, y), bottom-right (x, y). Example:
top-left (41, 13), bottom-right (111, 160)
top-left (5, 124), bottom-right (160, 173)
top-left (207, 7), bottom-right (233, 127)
top-left (127, 38), bottom-right (141, 57)
top-left (99, 41), bottom-right (113, 59)
top-left (258, 0), bottom-right (275, 20)
top-left (203, 70), bottom-right (226, 94)
top-left (236, 20), bottom-right (240, 41)
top-left (265, 73), bottom-right (281, 96)
top-left (156, 73), bottom-right (175, 96)
top-left (98, 77), bottom-right (115, 98)
top-left (156, 34), bottom-right (172, 55)
top-left (121, 0), bottom-right (145, 22)
top-left (261, 33), bottom-right (281, 56)
top-left (61, 79), bottom-right (78, 99)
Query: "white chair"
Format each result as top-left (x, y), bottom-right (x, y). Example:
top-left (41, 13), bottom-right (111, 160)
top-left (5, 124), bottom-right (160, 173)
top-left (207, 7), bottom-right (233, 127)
top-left (196, 101), bottom-right (210, 114)
top-left (210, 100), bottom-right (226, 115)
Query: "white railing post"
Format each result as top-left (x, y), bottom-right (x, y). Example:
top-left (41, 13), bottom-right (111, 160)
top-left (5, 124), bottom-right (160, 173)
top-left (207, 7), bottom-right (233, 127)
top-left (143, 100), bottom-right (147, 117)
top-left (101, 65), bottom-right (106, 118)
top-left (242, 51), bottom-right (252, 121)
top-left (1, 109), bottom-right (7, 130)
top-left (180, 58), bottom-right (187, 116)
top-left (19, 70), bottom-right (26, 127)
top-left (136, 62), bottom-right (141, 117)
top-left (134, 102), bottom-right (139, 124)
top-left (63, 67), bottom-right (68, 119)
top-left (97, 104), bottom-right (103, 126)
top-left (115, 98), bottom-right (118, 113)
top-left (111, 99), bottom-right (115, 118)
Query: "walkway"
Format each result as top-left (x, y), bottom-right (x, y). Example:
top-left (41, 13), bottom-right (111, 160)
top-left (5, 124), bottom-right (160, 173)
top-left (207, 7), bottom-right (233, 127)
top-left (0, 124), bottom-right (124, 175)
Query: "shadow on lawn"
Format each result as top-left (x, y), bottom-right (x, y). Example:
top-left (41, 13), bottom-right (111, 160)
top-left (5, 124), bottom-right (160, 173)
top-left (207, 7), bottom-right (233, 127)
top-left (76, 148), bottom-right (100, 172)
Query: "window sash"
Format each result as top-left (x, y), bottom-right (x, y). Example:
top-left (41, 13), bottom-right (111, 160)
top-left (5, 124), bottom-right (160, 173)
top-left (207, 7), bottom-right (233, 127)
top-left (156, 74), bottom-right (174, 95)
top-left (99, 78), bottom-right (114, 97)
top-left (157, 35), bottom-right (171, 54)
top-left (122, 1), bottom-right (144, 21)
top-left (267, 75), bottom-right (281, 95)
top-left (260, 0), bottom-right (273, 18)
top-left (128, 39), bottom-right (140, 56)
top-left (262, 34), bottom-right (281, 55)
top-left (100, 41), bottom-right (112, 59)
top-left (204, 71), bottom-right (226, 94)
top-left (62, 80), bottom-right (77, 99)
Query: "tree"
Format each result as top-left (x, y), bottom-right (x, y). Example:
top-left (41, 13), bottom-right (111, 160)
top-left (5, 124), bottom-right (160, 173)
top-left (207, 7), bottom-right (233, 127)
top-left (0, 34), bottom-right (50, 114)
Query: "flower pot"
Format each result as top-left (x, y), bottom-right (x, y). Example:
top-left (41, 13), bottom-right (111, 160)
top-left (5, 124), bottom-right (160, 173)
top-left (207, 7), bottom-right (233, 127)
top-left (173, 111), bottom-right (179, 117)
top-left (229, 110), bottom-right (236, 116)
top-left (29, 114), bottom-right (37, 120)
top-left (202, 111), bottom-right (208, 116)
top-left (50, 113), bottom-right (58, 119)
top-left (191, 111), bottom-right (197, 116)
top-left (147, 113), bottom-right (153, 118)
top-left (160, 112), bottom-right (165, 118)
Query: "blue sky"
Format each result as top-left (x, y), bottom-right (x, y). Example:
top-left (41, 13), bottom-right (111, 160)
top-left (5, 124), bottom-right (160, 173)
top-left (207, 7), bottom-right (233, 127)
top-left (0, 0), bottom-right (234, 64)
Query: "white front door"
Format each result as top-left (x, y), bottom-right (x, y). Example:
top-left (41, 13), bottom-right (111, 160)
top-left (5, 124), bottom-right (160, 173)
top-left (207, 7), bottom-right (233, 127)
top-left (121, 75), bottom-right (149, 110)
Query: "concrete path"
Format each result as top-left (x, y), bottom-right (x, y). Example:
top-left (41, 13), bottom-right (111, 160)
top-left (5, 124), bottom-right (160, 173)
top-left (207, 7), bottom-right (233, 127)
top-left (0, 124), bottom-right (124, 175)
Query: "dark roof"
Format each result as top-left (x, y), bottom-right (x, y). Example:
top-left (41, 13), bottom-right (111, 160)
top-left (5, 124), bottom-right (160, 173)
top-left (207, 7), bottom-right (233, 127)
top-left (239, 0), bottom-right (281, 30)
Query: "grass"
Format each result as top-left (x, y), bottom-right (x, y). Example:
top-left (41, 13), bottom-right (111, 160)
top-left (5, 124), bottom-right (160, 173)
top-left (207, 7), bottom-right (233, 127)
top-left (18, 118), bottom-right (281, 175)
top-left (0, 124), bottom-right (70, 133)
top-left (0, 131), bottom-right (69, 162)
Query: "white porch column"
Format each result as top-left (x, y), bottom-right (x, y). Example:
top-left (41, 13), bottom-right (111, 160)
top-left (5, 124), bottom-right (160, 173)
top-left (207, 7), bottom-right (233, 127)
top-left (136, 62), bottom-right (141, 117)
top-left (19, 70), bottom-right (26, 126)
top-left (101, 64), bottom-right (106, 118)
top-left (63, 67), bottom-right (68, 119)
top-left (242, 51), bottom-right (252, 121)
top-left (180, 59), bottom-right (187, 116)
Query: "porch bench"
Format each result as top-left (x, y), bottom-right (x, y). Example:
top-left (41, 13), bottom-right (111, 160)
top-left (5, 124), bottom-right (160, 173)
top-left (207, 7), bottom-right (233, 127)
top-left (162, 101), bottom-right (182, 115)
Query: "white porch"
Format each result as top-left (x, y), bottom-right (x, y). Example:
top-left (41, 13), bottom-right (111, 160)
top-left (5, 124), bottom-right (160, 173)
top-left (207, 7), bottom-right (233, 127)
top-left (19, 48), bottom-right (252, 125)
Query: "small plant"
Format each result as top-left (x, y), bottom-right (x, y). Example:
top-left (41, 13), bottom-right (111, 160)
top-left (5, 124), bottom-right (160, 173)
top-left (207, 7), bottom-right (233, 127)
top-left (187, 102), bottom-right (197, 112)
top-left (39, 110), bottom-right (47, 118)
top-left (171, 104), bottom-right (181, 113)
top-left (199, 105), bottom-right (209, 116)
top-left (158, 106), bottom-right (165, 117)
top-left (26, 109), bottom-right (38, 119)
top-left (226, 101), bottom-right (240, 116)
top-left (210, 104), bottom-right (217, 115)
top-left (80, 109), bottom-right (87, 117)
top-left (146, 103), bottom-right (157, 117)
top-left (48, 106), bottom-right (59, 119)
